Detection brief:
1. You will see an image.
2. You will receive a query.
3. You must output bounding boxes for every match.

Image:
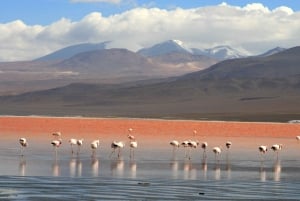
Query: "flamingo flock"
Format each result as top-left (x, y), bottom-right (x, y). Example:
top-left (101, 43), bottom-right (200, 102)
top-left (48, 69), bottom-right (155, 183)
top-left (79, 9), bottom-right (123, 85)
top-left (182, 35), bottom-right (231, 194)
top-left (16, 129), bottom-right (297, 165)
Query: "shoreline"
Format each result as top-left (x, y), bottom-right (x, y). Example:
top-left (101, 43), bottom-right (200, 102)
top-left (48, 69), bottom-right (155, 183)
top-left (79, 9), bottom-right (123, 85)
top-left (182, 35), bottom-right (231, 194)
top-left (0, 114), bottom-right (292, 124)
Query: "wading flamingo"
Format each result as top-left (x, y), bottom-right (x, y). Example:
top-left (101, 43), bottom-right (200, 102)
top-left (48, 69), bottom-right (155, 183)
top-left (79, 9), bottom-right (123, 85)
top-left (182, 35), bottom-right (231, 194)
top-left (170, 140), bottom-right (180, 153)
top-left (271, 144), bottom-right (283, 159)
top-left (91, 140), bottom-right (100, 157)
top-left (51, 139), bottom-right (62, 157)
top-left (213, 146), bottom-right (222, 162)
top-left (226, 141), bottom-right (232, 149)
top-left (52, 132), bottom-right (61, 139)
top-left (110, 141), bottom-right (125, 158)
top-left (19, 138), bottom-right (28, 156)
top-left (76, 139), bottom-right (84, 155)
top-left (187, 140), bottom-right (199, 160)
top-left (259, 145), bottom-right (268, 161)
top-left (69, 138), bottom-right (77, 155)
top-left (201, 142), bottom-right (208, 158)
top-left (181, 140), bottom-right (190, 158)
top-left (129, 141), bottom-right (138, 159)
top-left (127, 128), bottom-right (135, 141)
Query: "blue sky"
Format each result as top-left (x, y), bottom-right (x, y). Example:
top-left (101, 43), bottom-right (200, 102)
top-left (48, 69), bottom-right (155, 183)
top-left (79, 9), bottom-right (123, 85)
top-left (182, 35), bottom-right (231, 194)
top-left (0, 0), bottom-right (300, 61)
top-left (0, 0), bottom-right (299, 25)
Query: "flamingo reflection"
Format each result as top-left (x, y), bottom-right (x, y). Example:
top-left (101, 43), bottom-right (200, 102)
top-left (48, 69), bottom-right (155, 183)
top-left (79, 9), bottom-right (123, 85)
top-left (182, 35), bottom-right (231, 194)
top-left (170, 156), bottom-right (179, 179)
top-left (91, 156), bottom-right (99, 177)
top-left (183, 161), bottom-right (197, 180)
top-left (52, 159), bottom-right (60, 177)
top-left (129, 160), bottom-right (137, 178)
top-left (201, 158), bottom-right (207, 180)
top-left (111, 158), bottom-right (124, 176)
top-left (19, 157), bottom-right (26, 176)
top-left (259, 161), bottom-right (266, 182)
top-left (273, 159), bottom-right (281, 182)
top-left (69, 157), bottom-right (82, 177)
top-left (214, 163), bottom-right (221, 180)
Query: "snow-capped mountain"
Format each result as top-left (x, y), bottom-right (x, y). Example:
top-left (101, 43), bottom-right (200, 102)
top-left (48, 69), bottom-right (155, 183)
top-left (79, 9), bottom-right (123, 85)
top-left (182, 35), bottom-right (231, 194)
top-left (137, 40), bottom-right (192, 57)
top-left (258, 47), bottom-right (286, 57)
top-left (192, 45), bottom-right (248, 59)
top-left (137, 40), bottom-right (247, 60)
top-left (35, 41), bottom-right (111, 61)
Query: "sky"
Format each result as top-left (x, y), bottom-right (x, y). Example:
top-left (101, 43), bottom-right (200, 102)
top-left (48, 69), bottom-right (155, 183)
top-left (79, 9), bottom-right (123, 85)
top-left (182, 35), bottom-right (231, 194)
top-left (0, 0), bottom-right (300, 61)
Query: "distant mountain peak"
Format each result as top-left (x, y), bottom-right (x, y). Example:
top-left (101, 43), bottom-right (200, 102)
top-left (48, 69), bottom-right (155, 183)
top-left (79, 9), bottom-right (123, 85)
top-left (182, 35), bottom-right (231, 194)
top-left (35, 41), bottom-right (111, 61)
top-left (171, 39), bottom-right (184, 46)
top-left (258, 46), bottom-right (286, 57)
top-left (137, 39), bottom-right (192, 57)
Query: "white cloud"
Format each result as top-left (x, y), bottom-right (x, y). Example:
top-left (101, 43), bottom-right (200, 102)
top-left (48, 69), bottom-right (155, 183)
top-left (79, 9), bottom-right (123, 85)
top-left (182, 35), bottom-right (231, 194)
top-left (0, 3), bottom-right (299, 61)
top-left (70, 0), bottom-right (121, 4)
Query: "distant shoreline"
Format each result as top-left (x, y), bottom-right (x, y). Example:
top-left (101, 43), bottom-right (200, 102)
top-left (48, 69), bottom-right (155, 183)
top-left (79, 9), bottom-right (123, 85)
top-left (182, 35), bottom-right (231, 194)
top-left (0, 115), bottom-right (290, 125)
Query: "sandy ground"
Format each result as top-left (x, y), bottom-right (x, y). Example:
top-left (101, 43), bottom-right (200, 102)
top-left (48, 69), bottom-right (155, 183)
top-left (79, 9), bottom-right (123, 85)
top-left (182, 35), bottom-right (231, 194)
top-left (1, 116), bottom-right (300, 142)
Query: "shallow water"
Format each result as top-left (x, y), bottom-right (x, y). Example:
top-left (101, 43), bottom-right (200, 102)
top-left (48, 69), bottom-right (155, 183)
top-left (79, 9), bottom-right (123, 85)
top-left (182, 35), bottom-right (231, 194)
top-left (1, 137), bottom-right (300, 200)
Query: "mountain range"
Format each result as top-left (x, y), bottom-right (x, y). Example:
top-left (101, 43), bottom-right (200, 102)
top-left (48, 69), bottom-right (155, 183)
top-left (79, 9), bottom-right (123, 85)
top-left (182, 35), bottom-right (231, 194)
top-left (0, 45), bottom-right (299, 122)
top-left (37, 39), bottom-right (257, 61)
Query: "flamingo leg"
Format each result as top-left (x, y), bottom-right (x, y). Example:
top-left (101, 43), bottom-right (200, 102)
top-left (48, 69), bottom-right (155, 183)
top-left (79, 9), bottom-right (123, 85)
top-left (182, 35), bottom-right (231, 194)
top-left (203, 150), bottom-right (207, 159)
top-left (117, 148), bottom-right (121, 158)
top-left (77, 146), bottom-right (81, 155)
top-left (20, 147), bottom-right (24, 156)
top-left (130, 148), bottom-right (132, 159)
top-left (110, 148), bottom-right (116, 158)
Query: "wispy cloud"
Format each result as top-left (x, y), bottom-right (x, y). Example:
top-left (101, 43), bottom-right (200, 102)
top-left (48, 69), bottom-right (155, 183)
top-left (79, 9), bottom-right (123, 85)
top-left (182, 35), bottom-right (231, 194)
top-left (0, 3), bottom-right (299, 61)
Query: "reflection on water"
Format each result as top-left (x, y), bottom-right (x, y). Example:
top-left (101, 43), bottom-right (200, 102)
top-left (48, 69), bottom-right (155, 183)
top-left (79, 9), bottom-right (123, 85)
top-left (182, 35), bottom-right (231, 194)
top-left (226, 161), bottom-right (231, 180)
top-left (91, 157), bottom-right (99, 177)
top-left (69, 157), bottom-right (83, 177)
top-left (214, 164), bottom-right (221, 180)
top-left (183, 160), bottom-right (197, 180)
top-left (170, 155), bottom-right (179, 179)
top-left (273, 159), bottom-right (281, 182)
top-left (201, 158), bottom-right (207, 180)
top-left (19, 157), bottom-right (26, 176)
top-left (111, 158), bottom-right (124, 177)
top-left (129, 160), bottom-right (137, 178)
top-left (52, 160), bottom-right (60, 177)
top-left (260, 161), bottom-right (266, 182)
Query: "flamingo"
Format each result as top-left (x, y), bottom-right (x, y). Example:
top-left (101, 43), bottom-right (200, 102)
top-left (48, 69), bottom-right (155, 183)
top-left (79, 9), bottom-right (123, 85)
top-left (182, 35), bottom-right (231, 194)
top-left (225, 141), bottom-right (232, 160)
top-left (127, 128), bottom-right (135, 141)
top-left (212, 146), bottom-right (222, 162)
top-left (259, 145), bottom-right (268, 154)
top-left (226, 141), bottom-right (232, 149)
top-left (69, 138), bottom-right (77, 154)
top-left (76, 139), bottom-right (84, 155)
top-left (201, 142), bottom-right (208, 158)
top-left (129, 141), bottom-right (138, 159)
top-left (51, 139), bottom-right (62, 157)
top-left (181, 140), bottom-right (190, 158)
top-left (19, 138), bottom-right (28, 156)
top-left (91, 140), bottom-right (100, 156)
top-left (271, 144), bottom-right (283, 159)
top-left (110, 141), bottom-right (125, 158)
top-left (187, 140), bottom-right (199, 160)
top-left (170, 140), bottom-right (180, 153)
top-left (52, 132), bottom-right (61, 139)
top-left (259, 145), bottom-right (268, 161)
